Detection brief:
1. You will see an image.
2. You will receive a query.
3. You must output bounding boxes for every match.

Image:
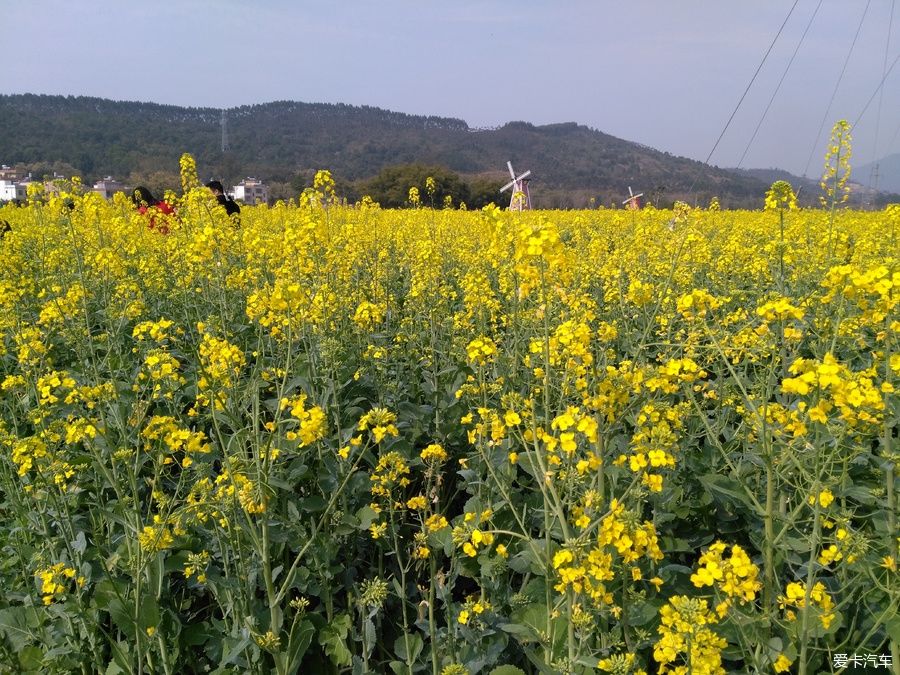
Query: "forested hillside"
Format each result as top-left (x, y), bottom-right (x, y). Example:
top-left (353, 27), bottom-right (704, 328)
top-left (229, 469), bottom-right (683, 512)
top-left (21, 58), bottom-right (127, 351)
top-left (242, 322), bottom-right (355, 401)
top-left (1, 93), bottom-right (781, 206)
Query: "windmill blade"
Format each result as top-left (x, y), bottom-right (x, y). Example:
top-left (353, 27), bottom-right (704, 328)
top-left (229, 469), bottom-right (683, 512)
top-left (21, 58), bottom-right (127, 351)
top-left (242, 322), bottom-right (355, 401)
top-left (500, 178), bottom-right (517, 192)
top-left (516, 170), bottom-right (531, 181)
top-left (507, 161), bottom-right (516, 180)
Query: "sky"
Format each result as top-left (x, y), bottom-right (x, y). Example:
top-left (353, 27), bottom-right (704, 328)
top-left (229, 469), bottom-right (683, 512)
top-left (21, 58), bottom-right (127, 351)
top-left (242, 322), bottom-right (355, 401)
top-left (3, 0), bottom-right (899, 178)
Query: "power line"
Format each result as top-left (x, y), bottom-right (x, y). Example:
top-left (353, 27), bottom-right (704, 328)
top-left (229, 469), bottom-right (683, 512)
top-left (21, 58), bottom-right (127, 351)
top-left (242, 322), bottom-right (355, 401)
top-left (737, 0), bottom-right (823, 169)
top-left (868, 0), bottom-right (895, 192)
top-left (802, 0), bottom-right (871, 178)
top-left (886, 115), bottom-right (900, 156)
top-left (853, 51), bottom-right (900, 128)
top-left (702, 0), bottom-right (801, 167)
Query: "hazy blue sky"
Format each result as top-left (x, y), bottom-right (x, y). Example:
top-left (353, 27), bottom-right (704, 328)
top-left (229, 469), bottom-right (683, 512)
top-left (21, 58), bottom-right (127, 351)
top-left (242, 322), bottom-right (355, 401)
top-left (4, 0), bottom-right (899, 177)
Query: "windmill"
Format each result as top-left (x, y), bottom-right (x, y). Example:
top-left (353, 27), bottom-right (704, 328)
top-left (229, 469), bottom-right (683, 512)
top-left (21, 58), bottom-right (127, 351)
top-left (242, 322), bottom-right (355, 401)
top-left (500, 161), bottom-right (532, 210)
top-left (622, 186), bottom-right (644, 210)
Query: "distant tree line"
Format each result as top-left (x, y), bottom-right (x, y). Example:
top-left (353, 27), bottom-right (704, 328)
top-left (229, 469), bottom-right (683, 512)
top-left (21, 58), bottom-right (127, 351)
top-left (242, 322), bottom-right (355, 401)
top-left (0, 93), bottom-right (834, 209)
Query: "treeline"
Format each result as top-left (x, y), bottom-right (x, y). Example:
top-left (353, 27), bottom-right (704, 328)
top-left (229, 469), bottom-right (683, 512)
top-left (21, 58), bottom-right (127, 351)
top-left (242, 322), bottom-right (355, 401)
top-left (2, 159), bottom-right (509, 210)
top-left (0, 93), bottom-right (783, 207)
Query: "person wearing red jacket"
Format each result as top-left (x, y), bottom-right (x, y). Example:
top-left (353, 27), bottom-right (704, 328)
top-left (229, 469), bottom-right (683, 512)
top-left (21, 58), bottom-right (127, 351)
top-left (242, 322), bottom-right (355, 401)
top-left (132, 186), bottom-right (175, 234)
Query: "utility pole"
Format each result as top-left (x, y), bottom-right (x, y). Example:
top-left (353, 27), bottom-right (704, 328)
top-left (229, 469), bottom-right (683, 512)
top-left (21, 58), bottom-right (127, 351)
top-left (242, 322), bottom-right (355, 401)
top-left (221, 110), bottom-right (228, 153)
top-left (872, 163), bottom-right (880, 209)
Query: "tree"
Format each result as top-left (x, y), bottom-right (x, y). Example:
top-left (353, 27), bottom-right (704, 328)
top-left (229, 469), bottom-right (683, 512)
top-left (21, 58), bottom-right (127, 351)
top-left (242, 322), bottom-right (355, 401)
top-left (360, 164), bottom-right (471, 208)
top-left (126, 171), bottom-right (180, 199)
top-left (467, 177), bottom-right (506, 209)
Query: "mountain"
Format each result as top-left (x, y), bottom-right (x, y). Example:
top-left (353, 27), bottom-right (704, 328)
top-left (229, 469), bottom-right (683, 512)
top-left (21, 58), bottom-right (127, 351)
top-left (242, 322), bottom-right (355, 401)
top-left (856, 153), bottom-right (900, 194)
top-left (726, 168), bottom-right (822, 203)
top-left (729, 164), bottom-right (900, 207)
top-left (0, 93), bottom-right (782, 207)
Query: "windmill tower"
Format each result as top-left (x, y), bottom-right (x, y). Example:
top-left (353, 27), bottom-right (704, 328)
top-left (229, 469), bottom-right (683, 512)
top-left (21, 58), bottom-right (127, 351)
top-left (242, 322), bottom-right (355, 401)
top-left (500, 161), bottom-right (532, 210)
top-left (622, 186), bottom-right (644, 210)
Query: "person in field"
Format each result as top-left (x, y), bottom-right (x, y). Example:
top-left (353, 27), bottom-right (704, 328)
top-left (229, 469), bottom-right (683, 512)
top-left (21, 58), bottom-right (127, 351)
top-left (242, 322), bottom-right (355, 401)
top-left (131, 186), bottom-right (175, 234)
top-left (206, 180), bottom-right (241, 223)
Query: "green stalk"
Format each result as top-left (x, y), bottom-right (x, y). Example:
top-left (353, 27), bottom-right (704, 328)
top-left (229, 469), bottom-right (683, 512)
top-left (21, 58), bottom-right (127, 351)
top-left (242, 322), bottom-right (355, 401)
top-left (798, 496), bottom-right (822, 675)
top-left (429, 556), bottom-right (439, 675)
top-left (391, 519), bottom-right (414, 675)
top-left (763, 451), bottom-right (776, 614)
top-left (888, 461), bottom-right (899, 675)
top-left (884, 329), bottom-right (898, 675)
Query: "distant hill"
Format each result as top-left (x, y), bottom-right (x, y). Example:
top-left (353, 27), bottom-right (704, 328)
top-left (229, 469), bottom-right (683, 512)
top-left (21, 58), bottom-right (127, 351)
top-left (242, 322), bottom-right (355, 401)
top-left (0, 93), bottom-right (790, 207)
top-left (726, 168), bottom-right (822, 204)
top-left (728, 165), bottom-right (900, 207)
top-left (856, 153), bottom-right (900, 194)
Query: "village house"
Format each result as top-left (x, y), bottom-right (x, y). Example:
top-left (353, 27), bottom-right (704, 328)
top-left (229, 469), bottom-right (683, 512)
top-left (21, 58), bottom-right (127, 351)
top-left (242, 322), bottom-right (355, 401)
top-left (92, 176), bottom-right (127, 199)
top-left (0, 179), bottom-right (27, 202)
top-left (232, 177), bottom-right (269, 205)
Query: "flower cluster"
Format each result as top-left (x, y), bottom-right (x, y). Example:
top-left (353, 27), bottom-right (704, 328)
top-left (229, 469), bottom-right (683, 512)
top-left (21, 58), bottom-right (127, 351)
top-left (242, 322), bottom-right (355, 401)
top-left (358, 407), bottom-right (399, 443)
top-left (690, 542), bottom-right (761, 615)
top-left (196, 332), bottom-right (246, 410)
top-left (782, 354), bottom-right (885, 427)
top-left (466, 336), bottom-right (497, 366)
top-left (36, 562), bottom-right (81, 605)
top-left (280, 394), bottom-right (328, 446)
top-left (653, 596), bottom-right (726, 675)
top-left (779, 580), bottom-right (837, 630)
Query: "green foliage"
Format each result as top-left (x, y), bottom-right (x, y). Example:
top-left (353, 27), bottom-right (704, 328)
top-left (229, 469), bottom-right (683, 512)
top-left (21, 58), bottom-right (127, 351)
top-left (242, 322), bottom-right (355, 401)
top-left (0, 93), bottom-right (779, 207)
top-left (319, 614), bottom-right (352, 667)
top-left (360, 163), bottom-right (502, 209)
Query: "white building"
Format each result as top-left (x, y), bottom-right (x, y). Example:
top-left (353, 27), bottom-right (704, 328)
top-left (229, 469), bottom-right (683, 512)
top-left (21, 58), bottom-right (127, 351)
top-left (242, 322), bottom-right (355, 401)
top-left (0, 179), bottom-right (26, 202)
top-left (232, 177), bottom-right (269, 205)
top-left (92, 177), bottom-right (126, 199)
top-left (0, 165), bottom-right (22, 181)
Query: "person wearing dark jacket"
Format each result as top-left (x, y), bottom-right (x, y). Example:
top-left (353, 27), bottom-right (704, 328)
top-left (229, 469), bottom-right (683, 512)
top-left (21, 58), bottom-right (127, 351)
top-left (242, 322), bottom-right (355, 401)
top-left (205, 180), bottom-right (241, 223)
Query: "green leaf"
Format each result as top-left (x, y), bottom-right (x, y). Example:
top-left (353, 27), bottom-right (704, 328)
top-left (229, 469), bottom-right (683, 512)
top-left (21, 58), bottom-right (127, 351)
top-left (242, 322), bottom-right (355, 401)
top-left (698, 473), bottom-right (751, 507)
top-left (766, 637), bottom-right (784, 658)
top-left (319, 613), bottom-right (352, 667)
top-left (94, 580), bottom-right (135, 639)
top-left (357, 505), bottom-right (378, 529)
top-left (0, 607), bottom-right (33, 651)
top-left (886, 615), bottom-right (900, 643)
top-left (285, 619), bottom-right (315, 674)
top-left (287, 501), bottom-right (301, 523)
top-left (110, 642), bottom-right (132, 674)
top-left (71, 531), bottom-right (87, 555)
top-left (363, 618), bottom-right (376, 658)
top-left (394, 632), bottom-right (423, 663)
top-left (299, 495), bottom-right (327, 512)
top-left (18, 645), bottom-right (43, 671)
top-left (516, 451), bottom-right (542, 480)
top-left (221, 635), bottom-right (251, 665)
top-left (489, 666), bottom-right (527, 675)
top-left (181, 622), bottom-right (213, 647)
top-left (104, 662), bottom-right (125, 675)
top-left (509, 603), bottom-right (566, 654)
top-left (658, 563), bottom-right (693, 576)
top-left (498, 623), bottom-right (533, 638)
top-left (137, 596), bottom-right (160, 632)
top-left (842, 486), bottom-right (876, 505)
top-left (626, 599), bottom-right (658, 626)
top-left (508, 547), bottom-right (544, 575)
